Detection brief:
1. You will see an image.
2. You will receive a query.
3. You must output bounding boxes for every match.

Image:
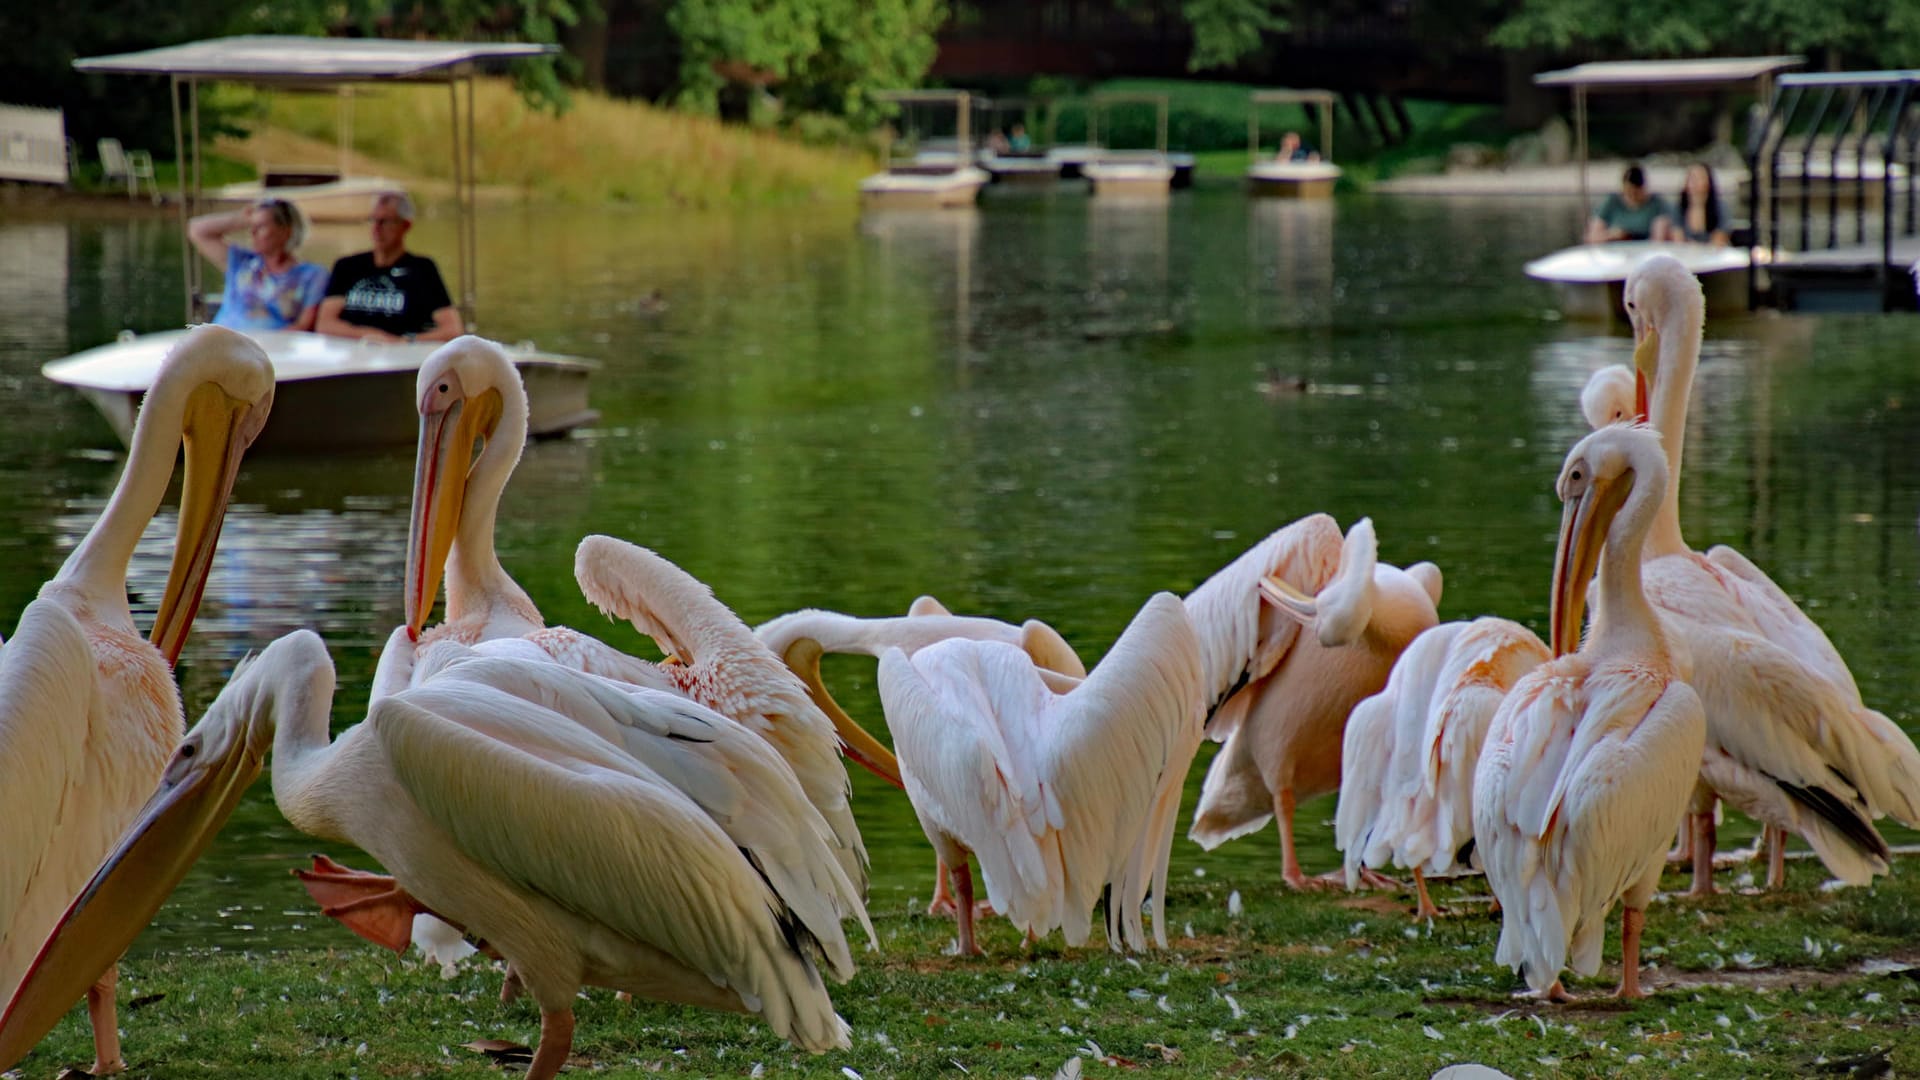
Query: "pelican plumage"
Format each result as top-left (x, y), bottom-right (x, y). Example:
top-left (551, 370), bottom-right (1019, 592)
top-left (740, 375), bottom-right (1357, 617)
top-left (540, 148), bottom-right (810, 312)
top-left (1188, 516), bottom-right (1443, 888)
top-left (862, 592), bottom-right (1205, 953)
top-left (1336, 617), bottom-right (1548, 917)
top-left (0, 325), bottom-right (271, 1074)
top-left (0, 631), bottom-right (868, 1078)
top-left (1625, 254), bottom-right (1920, 893)
top-left (1331, 369), bottom-right (1641, 915)
top-left (755, 594), bottom-right (1087, 916)
top-left (1474, 424), bottom-right (1705, 1000)
top-left (390, 339), bottom-right (875, 966)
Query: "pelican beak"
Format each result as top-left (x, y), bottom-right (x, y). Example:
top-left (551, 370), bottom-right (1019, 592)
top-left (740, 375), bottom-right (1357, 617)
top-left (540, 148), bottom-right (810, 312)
top-left (404, 384), bottom-right (502, 639)
top-left (780, 638), bottom-right (903, 789)
top-left (0, 731), bottom-right (262, 1072)
top-left (150, 384), bottom-right (270, 667)
top-left (1631, 327), bottom-right (1659, 424)
top-left (1550, 470), bottom-right (1631, 658)
top-left (1258, 574), bottom-right (1318, 623)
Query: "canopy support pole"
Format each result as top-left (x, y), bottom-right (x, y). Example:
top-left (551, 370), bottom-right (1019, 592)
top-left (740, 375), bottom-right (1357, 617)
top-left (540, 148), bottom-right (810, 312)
top-left (170, 75), bottom-right (192, 325)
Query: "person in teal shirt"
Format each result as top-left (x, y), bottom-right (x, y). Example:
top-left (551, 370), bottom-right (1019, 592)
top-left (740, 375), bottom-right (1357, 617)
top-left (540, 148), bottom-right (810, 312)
top-left (1584, 163), bottom-right (1673, 243)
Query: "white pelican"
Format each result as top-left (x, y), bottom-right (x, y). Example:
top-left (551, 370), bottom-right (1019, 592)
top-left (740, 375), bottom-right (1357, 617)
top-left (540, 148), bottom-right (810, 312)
top-left (1625, 255), bottom-right (1920, 893)
top-left (1336, 617), bottom-right (1548, 917)
top-left (755, 594), bottom-right (1087, 917)
top-left (390, 339), bottom-right (874, 962)
top-left (852, 592), bottom-right (1205, 953)
top-left (1188, 516), bottom-right (1443, 888)
top-left (0, 631), bottom-right (868, 1078)
top-left (1474, 424), bottom-right (1705, 1000)
top-left (1331, 370), bottom-right (1642, 915)
top-left (0, 325), bottom-right (271, 1075)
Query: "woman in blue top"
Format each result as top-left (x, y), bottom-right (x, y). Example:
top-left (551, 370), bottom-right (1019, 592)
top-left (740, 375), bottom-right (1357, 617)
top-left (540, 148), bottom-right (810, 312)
top-left (187, 198), bottom-right (329, 331)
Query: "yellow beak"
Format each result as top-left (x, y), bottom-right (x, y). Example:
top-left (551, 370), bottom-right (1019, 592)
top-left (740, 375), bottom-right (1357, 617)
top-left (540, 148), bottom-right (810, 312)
top-left (150, 383), bottom-right (267, 667)
top-left (779, 638), bottom-right (903, 789)
top-left (1550, 471), bottom-right (1629, 658)
top-left (1632, 327), bottom-right (1659, 424)
top-left (404, 388), bottom-right (501, 638)
top-left (0, 733), bottom-right (262, 1072)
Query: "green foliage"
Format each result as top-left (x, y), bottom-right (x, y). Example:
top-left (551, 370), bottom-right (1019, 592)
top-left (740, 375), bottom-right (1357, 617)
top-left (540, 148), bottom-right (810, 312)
top-left (1492, 0), bottom-right (1920, 67)
top-left (668, 0), bottom-right (948, 128)
top-left (1182, 0), bottom-right (1290, 71)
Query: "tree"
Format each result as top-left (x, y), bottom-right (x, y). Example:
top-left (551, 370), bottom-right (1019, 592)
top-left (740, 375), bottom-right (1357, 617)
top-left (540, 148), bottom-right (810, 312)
top-left (1182, 0), bottom-right (1289, 72)
top-left (1491, 0), bottom-right (1920, 70)
top-left (668, 0), bottom-right (948, 128)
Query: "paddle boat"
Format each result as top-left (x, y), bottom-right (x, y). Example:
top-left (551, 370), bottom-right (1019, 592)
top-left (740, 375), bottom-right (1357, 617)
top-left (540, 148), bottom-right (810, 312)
top-left (50, 36), bottom-right (597, 451)
top-left (1083, 94), bottom-right (1176, 199)
top-left (862, 91), bottom-right (990, 209)
top-left (1246, 89), bottom-right (1342, 198)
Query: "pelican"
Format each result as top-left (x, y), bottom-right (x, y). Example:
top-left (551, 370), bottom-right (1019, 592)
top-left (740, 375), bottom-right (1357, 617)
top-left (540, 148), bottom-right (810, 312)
top-left (0, 631), bottom-right (868, 1078)
top-left (1331, 370), bottom-right (1642, 915)
top-left (391, 338), bottom-right (874, 961)
top-left (0, 325), bottom-right (271, 1074)
top-left (1625, 254), bottom-right (1920, 893)
top-left (756, 594), bottom-right (1087, 917)
top-left (1188, 517), bottom-right (1443, 889)
top-left (1474, 424), bottom-right (1705, 1000)
top-left (825, 592), bottom-right (1206, 953)
top-left (1336, 618), bottom-right (1548, 917)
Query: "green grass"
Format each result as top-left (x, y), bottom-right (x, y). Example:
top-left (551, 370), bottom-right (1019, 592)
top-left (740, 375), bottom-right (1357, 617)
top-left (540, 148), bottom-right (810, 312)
top-left (16, 857), bottom-right (1920, 1078)
top-left (255, 79), bottom-right (873, 209)
top-left (68, 151), bottom-right (255, 196)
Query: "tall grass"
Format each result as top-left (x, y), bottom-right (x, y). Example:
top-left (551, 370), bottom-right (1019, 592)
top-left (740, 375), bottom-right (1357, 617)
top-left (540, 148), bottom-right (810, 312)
top-left (260, 80), bottom-right (874, 209)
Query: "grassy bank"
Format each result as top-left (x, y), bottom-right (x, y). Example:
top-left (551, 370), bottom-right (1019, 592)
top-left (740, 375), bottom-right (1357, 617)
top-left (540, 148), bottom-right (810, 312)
top-left (244, 80), bottom-right (872, 208)
top-left (14, 857), bottom-right (1920, 1078)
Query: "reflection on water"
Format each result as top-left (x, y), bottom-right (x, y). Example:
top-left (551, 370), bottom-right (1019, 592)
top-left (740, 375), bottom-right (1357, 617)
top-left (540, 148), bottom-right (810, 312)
top-left (3, 194), bottom-right (1920, 954)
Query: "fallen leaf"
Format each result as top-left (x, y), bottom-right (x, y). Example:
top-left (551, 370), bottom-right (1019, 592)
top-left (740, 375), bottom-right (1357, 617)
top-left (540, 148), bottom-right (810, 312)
top-left (127, 993), bottom-right (167, 1011)
top-left (1644, 1031), bottom-right (1685, 1045)
top-left (462, 1039), bottom-right (534, 1064)
top-left (924, 1014), bottom-right (949, 1027)
top-left (1144, 1042), bottom-right (1183, 1063)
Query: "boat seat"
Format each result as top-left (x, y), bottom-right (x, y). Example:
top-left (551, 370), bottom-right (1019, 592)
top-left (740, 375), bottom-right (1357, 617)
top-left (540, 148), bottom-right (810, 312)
top-left (97, 137), bottom-right (159, 203)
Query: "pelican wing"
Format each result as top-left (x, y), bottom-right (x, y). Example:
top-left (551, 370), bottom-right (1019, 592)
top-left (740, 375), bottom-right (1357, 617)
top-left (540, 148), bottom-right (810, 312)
top-left (1182, 514), bottom-right (1344, 736)
top-left (574, 536), bottom-right (868, 892)
top-left (1701, 545), bottom-right (1857, 692)
top-left (371, 691), bottom-right (850, 1052)
top-left (0, 600), bottom-right (96, 932)
top-left (1337, 622), bottom-right (1463, 883)
top-left (880, 593), bottom-right (1204, 949)
top-left (418, 656), bottom-right (872, 963)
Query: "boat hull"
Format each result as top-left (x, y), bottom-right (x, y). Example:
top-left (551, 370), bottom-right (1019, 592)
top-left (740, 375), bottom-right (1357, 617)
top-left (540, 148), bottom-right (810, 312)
top-left (210, 177), bottom-right (405, 223)
top-left (1247, 162), bottom-right (1341, 199)
top-left (1084, 161), bottom-right (1174, 199)
top-left (1524, 241), bottom-right (1752, 321)
top-left (860, 167), bottom-right (989, 209)
top-left (43, 329), bottom-right (597, 453)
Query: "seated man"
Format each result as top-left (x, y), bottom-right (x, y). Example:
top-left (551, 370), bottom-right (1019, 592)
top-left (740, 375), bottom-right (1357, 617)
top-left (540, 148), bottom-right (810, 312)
top-left (1584, 163), bottom-right (1673, 244)
top-left (316, 191), bottom-right (465, 343)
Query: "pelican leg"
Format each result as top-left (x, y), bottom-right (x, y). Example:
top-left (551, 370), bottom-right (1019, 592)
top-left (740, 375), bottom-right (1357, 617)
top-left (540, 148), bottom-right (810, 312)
top-left (1764, 825), bottom-right (1787, 890)
top-left (1612, 906), bottom-right (1648, 999)
top-left (952, 859), bottom-right (982, 957)
top-left (527, 1008), bottom-right (575, 1080)
top-left (295, 855), bottom-right (433, 953)
top-left (87, 964), bottom-right (127, 1076)
top-left (928, 857), bottom-right (956, 917)
top-left (1412, 868), bottom-right (1445, 919)
top-left (502, 965), bottom-right (524, 1004)
top-left (1276, 787), bottom-right (1312, 891)
top-left (1686, 812), bottom-right (1717, 898)
top-left (1543, 979), bottom-right (1573, 1003)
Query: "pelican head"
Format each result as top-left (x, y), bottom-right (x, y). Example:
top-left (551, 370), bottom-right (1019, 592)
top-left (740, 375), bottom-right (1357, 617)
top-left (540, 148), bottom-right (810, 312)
top-left (146, 326), bottom-right (275, 665)
top-left (1622, 254), bottom-right (1705, 425)
top-left (0, 630), bottom-right (330, 1071)
top-left (405, 337), bottom-right (528, 638)
top-left (1580, 365), bottom-right (1638, 430)
top-left (1550, 425), bottom-right (1667, 658)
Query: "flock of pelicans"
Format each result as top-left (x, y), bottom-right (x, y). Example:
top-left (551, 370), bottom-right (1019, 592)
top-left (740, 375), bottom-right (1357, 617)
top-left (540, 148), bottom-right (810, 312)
top-left (0, 254), bottom-right (1915, 1078)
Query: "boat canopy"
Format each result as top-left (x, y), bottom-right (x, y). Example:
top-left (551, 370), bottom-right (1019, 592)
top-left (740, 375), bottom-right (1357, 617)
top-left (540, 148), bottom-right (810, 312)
top-left (73, 35), bottom-right (555, 328)
top-left (1534, 57), bottom-right (1803, 92)
top-left (1249, 89), bottom-right (1337, 164)
top-left (73, 36), bottom-right (554, 85)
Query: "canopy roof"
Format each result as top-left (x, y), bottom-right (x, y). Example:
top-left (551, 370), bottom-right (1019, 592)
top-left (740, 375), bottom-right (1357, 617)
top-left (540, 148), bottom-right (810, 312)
top-left (1535, 56), bottom-right (1802, 92)
top-left (1251, 89), bottom-right (1337, 106)
top-left (73, 35), bottom-right (554, 85)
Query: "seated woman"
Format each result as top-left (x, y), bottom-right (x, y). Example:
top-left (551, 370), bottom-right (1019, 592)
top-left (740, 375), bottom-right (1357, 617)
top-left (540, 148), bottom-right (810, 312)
top-left (1584, 163), bottom-right (1672, 244)
top-left (187, 198), bottom-right (328, 331)
top-left (1653, 163), bottom-right (1730, 246)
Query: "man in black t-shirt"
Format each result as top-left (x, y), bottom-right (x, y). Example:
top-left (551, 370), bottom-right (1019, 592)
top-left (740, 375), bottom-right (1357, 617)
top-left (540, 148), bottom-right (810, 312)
top-left (315, 191), bottom-right (466, 343)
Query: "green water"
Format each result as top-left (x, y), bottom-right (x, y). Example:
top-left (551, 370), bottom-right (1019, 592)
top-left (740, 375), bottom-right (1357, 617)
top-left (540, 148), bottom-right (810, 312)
top-left (3, 190), bottom-right (1918, 954)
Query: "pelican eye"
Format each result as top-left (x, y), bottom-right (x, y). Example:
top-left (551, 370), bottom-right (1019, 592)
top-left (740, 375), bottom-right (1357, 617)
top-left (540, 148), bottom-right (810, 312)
top-left (438, 383), bottom-right (450, 394)
top-left (1570, 469), bottom-right (1582, 482)
top-left (179, 743), bottom-right (196, 759)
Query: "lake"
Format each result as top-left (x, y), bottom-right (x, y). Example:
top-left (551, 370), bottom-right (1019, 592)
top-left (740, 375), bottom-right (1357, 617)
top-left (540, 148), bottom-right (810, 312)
top-left (3, 186), bottom-right (1917, 955)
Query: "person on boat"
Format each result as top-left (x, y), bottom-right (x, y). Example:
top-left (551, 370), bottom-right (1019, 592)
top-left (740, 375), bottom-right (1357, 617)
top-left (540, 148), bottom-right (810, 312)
top-left (1653, 163), bottom-right (1730, 246)
top-left (1009, 122), bottom-right (1033, 153)
top-left (187, 197), bottom-right (328, 332)
top-left (1276, 131), bottom-right (1320, 163)
top-left (315, 191), bottom-right (465, 344)
top-left (1583, 163), bottom-right (1673, 244)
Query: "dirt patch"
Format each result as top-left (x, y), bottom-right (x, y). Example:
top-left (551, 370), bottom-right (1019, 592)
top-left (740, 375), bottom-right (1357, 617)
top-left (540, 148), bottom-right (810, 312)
top-left (1431, 948), bottom-right (1920, 1012)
